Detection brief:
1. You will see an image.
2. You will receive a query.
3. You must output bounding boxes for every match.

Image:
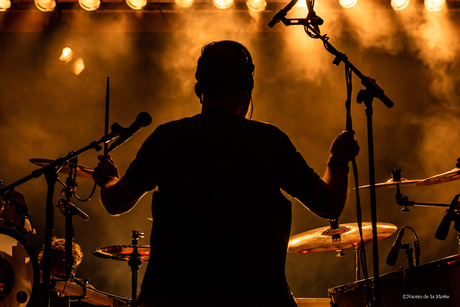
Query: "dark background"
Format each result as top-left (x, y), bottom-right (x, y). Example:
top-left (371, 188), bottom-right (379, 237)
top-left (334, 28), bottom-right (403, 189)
top-left (1, 1), bottom-right (460, 300)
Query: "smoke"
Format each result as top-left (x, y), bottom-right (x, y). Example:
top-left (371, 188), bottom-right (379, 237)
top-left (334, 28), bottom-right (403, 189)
top-left (1, 3), bottom-right (460, 300)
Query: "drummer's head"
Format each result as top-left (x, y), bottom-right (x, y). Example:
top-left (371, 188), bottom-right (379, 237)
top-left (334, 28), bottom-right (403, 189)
top-left (195, 40), bottom-right (255, 117)
top-left (38, 237), bottom-right (83, 277)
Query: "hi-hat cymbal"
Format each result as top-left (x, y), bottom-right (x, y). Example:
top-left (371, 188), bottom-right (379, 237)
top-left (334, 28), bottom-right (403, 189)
top-left (416, 167), bottom-right (460, 186)
top-left (357, 178), bottom-right (420, 189)
top-left (288, 222), bottom-right (397, 253)
top-left (30, 158), bottom-right (94, 179)
top-left (92, 245), bottom-right (150, 261)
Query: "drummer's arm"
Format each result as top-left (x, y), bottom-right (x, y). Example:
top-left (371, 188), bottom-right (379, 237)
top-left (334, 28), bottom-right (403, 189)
top-left (296, 163), bottom-right (350, 220)
top-left (295, 130), bottom-right (359, 220)
top-left (99, 175), bottom-right (147, 216)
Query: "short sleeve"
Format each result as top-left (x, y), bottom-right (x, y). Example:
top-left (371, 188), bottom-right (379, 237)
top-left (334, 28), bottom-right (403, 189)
top-left (125, 125), bottom-right (165, 192)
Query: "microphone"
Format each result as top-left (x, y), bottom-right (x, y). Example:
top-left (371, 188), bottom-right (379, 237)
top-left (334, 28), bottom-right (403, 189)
top-left (268, 0), bottom-right (298, 28)
top-left (108, 112), bottom-right (152, 152)
top-left (435, 194), bottom-right (460, 240)
top-left (386, 227), bottom-right (405, 266)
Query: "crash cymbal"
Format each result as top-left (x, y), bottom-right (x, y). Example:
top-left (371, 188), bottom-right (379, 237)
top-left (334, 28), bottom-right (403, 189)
top-left (288, 222), bottom-right (397, 253)
top-left (92, 245), bottom-right (150, 261)
top-left (30, 158), bottom-right (94, 179)
top-left (416, 167), bottom-right (460, 186)
top-left (357, 178), bottom-right (420, 189)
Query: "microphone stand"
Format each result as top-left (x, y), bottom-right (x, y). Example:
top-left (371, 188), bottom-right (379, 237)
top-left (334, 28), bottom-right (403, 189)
top-left (269, 3), bottom-right (395, 307)
top-left (0, 126), bottom-right (123, 307)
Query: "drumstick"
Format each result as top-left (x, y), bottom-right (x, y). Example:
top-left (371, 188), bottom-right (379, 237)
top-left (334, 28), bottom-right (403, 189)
top-left (104, 77), bottom-right (110, 155)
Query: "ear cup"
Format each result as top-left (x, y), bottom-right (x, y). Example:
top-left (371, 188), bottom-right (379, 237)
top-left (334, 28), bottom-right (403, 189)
top-left (195, 82), bottom-right (202, 100)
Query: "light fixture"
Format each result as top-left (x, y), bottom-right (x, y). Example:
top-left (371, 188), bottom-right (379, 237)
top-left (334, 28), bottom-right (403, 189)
top-left (78, 0), bottom-right (100, 11)
top-left (0, 0), bottom-right (11, 11)
top-left (70, 57), bottom-right (85, 75)
top-left (425, 0), bottom-right (446, 11)
top-left (213, 0), bottom-right (233, 9)
top-left (246, 0), bottom-right (266, 11)
top-left (339, 0), bottom-right (358, 8)
top-left (126, 0), bottom-right (147, 10)
top-left (59, 47), bottom-right (74, 63)
top-left (59, 45), bottom-right (85, 75)
top-left (174, 0), bottom-right (193, 7)
top-left (391, 0), bottom-right (410, 10)
top-left (34, 0), bottom-right (56, 11)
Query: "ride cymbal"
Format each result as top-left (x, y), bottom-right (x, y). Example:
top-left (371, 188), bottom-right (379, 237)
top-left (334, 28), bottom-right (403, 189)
top-left (288, 222), bottom-right (397, 253)
top-left (30, 158), bottom-right (94, 179)
top-left (357, 178), bottom-right (420, 189)
top-left (416, 167), bottom-right (460, 186)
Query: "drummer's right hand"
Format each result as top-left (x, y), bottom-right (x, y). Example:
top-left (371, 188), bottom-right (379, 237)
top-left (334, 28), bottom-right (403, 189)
top-left (92, 154), bottom-right (120, 188)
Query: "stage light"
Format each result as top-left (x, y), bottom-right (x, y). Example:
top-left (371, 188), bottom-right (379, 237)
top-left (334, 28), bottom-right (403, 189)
top-left (70, 57), bottom-right (85, 75)
top-left (425, 0), bottom-right (446, 11)
top-left (59, 47), bottom-right (74, 63)
top-left (59, 46), bottom-right (85, 75)
top-left (78, 0), bottom-right (100, 11)
top-left (339, 0), bottom-right (357, 8)
top-left (175, 0), bottom-right (193, 7)
top-left (295, 0), bottom-right (307, 7)
top-left (391, 0), bottom-right (410, 10)
top-left (213, 0), bottom-right (233, 9)
top-left (246, 0), bottom-right (266, 11)
top-left (34, 0), bottom-right (56, 11)
top-left (126, 0), bottom-right (147, 10)
top-left (0, 0), bottom-right (11, 11)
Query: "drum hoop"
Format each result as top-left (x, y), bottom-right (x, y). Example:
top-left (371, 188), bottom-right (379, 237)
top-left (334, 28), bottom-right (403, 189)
top-left (0, 226), bottom-right (40, 307)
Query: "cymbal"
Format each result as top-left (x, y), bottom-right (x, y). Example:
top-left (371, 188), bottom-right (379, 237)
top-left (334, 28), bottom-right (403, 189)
top-left (92, 245), bottom-right (150, 261)
top-left (416, 167), bottom-right (460, 186)
top-left (30, 158), bottom-right (94, 179)
top-left (357, 178), bottom-right (420, 189)
top-left (288, 222), bottom-right (397, 253)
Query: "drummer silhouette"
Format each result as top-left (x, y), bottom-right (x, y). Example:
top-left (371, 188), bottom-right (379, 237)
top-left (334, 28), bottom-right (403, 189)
top-left (93, 40), bottom-right (359, 307)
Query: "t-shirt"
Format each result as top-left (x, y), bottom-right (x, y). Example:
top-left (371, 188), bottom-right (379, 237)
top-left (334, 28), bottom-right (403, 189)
top-left (126, 107), bottom-right (319, 307)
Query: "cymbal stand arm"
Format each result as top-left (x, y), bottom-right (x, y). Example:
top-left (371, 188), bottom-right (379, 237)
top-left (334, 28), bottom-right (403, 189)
top-left (62, 157), bottom-right (78, 279)
top-left (129, 230), bottom-right (144, 306)
top-left (353, 244), bottom-right (360, 281)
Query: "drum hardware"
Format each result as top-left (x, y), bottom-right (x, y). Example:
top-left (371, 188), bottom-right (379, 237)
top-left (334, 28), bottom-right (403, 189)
top-left (30, 158), bottom-right (95, 180)
top-left (0, 227), bottom-right (40, 307)
top-left (51, 277), bottom-right (131, 306)
top-left (92, 231), bottom-right (150, 307)
top-left (288, 222), bottom-right (397, 254)
top-left (415, 158), bottom-right (460, 186)
top-left (329, 254), bottom-right (460, 307)
top-left (288, 222), bottom-right (396, 282)
top-left (385, 226), bottom-right (420, 269)
top-left (0, 126), bottom-right (127, 307)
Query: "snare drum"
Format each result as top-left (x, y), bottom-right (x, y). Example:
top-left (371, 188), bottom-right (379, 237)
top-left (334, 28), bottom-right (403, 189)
top-left (329, 254), bottom-right (460, 307)
top-left (0, 227), bottom-right (39, 307)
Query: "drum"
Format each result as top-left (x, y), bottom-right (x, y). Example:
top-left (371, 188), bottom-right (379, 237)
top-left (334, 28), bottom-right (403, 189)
top-left (0, 227), bottom-right (39, 307)
top-left (329, 254), bottom-right (460, 307)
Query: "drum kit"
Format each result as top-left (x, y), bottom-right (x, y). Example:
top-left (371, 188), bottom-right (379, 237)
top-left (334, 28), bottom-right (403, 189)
top-left (1, 158), bottom-right (460, 307)
top-left (287, 162), bottom-right (460, 307)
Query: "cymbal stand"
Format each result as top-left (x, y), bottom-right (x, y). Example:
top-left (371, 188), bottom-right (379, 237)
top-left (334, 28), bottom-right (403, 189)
top-left (268, 2), bottom-right (395, 306)
top-left (129, 230), bottom-right (144, 306)
top-left (58, 158), bottom-right (89, 280)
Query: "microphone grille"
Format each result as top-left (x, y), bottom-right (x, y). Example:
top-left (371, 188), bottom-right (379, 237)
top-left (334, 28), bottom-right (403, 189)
top-left (137, 112), bottom-right (152, 128)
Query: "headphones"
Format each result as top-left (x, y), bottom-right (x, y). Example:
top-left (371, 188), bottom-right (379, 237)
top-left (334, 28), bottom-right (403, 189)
top-left (194, 41), bottom-right (255, 100)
